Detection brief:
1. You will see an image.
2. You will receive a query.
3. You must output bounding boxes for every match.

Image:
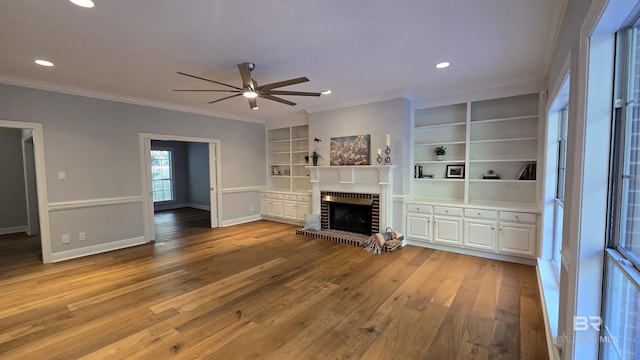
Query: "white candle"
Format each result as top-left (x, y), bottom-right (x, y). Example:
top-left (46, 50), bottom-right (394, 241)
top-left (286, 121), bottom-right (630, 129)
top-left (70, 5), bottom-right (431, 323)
top-left (385, 134), bottom-right (391, 146)
top-left (377, 148), bottom-right (382, 155)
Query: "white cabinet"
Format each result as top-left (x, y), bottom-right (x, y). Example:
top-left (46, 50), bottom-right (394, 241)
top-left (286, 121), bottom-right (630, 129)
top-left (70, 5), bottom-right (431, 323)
top-left (433, 206), bottom-right (463, 247)
top-left (283, 194), bottom-right (298, 220)
top-left (406, 202), bottom-right (538, 262)
top-left (434, 216), bottom-right (463, 246)
top-left (296, 194), bottom-right (310, 221)
top-left (497, 211), bottom-right (537, 257)
top-left (260, 191), bottom-right (310, 224)
top-left (406, 203), bottom-right (433, 242)
top-left (464, 219), bottom-right (497, 252)
top-left (260, 192), bottom-right (272, 216)
top-left (463, 208), bottom-right (498, 252)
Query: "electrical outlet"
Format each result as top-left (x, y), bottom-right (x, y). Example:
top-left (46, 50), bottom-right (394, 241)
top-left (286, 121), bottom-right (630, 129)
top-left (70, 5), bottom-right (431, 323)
top-left (79, 232), bottom-right (86, 241)
top-left (250, 205), bottom-right (255, 212)
top-left (58, 171), bottom-right (66, 180)
top-left (62, 233), bottom-right (70, 244)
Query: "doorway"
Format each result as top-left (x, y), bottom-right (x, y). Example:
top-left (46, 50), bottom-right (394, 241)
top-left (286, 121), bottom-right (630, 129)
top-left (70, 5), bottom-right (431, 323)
top-left (0, 120), bottom-right (51, 263)
top-left (139, 133), bottom-right (221, 242)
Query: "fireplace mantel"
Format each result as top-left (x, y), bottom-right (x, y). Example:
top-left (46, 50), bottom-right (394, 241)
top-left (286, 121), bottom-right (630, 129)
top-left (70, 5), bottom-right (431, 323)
top-left (306, 165), bottom-right (396, 231)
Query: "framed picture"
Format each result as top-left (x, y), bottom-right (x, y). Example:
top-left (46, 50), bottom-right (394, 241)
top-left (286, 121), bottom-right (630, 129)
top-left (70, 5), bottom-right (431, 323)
top-left (446, 164), bottom-right (465, 179)
top-left (330, 134), bottom-right (370, 166)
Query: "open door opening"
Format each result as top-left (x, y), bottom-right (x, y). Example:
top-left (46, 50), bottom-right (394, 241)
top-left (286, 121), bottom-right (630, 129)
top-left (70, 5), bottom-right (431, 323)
top-left (139, 133), bottom-right (221, 242)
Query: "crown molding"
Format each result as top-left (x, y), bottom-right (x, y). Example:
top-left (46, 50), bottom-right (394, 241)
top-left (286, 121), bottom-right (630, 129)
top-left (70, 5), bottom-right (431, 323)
top-left (0, 75), bottom-right (265, 124)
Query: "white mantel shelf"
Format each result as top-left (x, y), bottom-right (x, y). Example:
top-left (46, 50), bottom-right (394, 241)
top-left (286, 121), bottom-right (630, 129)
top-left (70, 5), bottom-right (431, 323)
top-left (306, 165), bottom-right (396, 231)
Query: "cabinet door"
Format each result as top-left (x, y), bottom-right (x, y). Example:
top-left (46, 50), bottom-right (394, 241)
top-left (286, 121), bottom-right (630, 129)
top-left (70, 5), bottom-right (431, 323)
top-left (284, 201), bottom-right (297, 220)
top-left (297, 202), bottom-right (310, 221)
top-left (271, 200), bottom-right (284, 218)
top-left (498, 223), bottom-right (536, 257)
top-left (260, 198), bottom-right (272, 216)
top-left (434, 216), bottom-right (462, 246)
top-left (464, 219), bottom-right (497, 252)
top-left (406, 214), bottom-right (432, 242)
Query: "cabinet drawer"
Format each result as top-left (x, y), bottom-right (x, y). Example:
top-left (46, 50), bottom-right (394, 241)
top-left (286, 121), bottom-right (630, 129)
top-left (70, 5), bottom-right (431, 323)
top-left (271, 193), bottom-right (284, 200)
top-left (434, 206), bottom-right (463, 217)
top-left (499, 211), bottom-right (536, 224)
top-left (297, 194), bottom-right (311, 202)
top-left (284, 194), bottom-right (298, 201)
top-left (464, 209), bottom-right (498, 220)
top-left (406, 204), bottom-right (433, 214)
top-left (260, 192), bottom-right (272, 199)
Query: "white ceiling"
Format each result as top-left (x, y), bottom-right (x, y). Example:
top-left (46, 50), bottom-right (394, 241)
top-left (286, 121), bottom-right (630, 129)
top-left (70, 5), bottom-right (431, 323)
top-left (0, 0), bottom-right (565, 123)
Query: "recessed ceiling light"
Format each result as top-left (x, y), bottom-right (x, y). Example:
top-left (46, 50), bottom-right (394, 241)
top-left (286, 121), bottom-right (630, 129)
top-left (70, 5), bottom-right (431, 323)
top-left (321, 90), bottom-right (332, 95)
top-left (35, 59), bottom-right (54, 67)
top-left (69, 0), bottom-right (95, 8)
top-left (436, 62), bottom-right (450, 69)
top-left (251, 106), bottom-right (259, 110)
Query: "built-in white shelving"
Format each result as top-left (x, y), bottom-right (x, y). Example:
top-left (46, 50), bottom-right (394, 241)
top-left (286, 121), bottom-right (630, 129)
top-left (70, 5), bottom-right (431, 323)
top-left (412, 93), bottom-right (539, 206)
top-left (267, 125), bottom-right (311, 193)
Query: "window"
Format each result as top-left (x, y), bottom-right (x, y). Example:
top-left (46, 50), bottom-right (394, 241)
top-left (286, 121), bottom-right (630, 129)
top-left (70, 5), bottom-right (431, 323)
top-left (151, 149), bottom-right (174, 202)
top-left (602, 24), bottom-right (640, 360)
top-left (553, 107), bottom-right (568, 276)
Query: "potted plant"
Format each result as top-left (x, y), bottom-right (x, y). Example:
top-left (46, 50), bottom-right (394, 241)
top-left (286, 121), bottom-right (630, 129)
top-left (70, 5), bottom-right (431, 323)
top-left (434, 145), bottom-right (446, 160)
top-left (307, 151), bottom-right (320, 166)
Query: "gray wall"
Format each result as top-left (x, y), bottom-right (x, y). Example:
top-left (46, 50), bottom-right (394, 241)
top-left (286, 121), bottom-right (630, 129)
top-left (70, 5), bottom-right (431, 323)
top-left (308, 97), bottom-right (412, 195)
top-left (187, 142), bottom-right (210, 208)
top-left (0, 128), bottom-right (27, 231)
top-left (0, 83), bottom-right (265, 255)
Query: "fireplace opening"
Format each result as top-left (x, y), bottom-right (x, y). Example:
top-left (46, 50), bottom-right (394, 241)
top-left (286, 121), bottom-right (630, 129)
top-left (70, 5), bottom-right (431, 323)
top-left (323, 195), bottom-right (373, 235)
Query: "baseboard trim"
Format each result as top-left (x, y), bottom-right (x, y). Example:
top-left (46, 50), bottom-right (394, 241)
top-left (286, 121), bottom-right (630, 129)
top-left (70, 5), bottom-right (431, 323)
top-left (0, 225), bottom-right (27, 235)
top-left (50, 236), bottom-right (147, 263)
top-left (221, 214), bottom-right (262, 227)
top-left (188, 203), bottom-right (211, 211)
top-left (536, 259), bottom-right (561, 360)
top-left (404, 240), bottom-right (537, 265)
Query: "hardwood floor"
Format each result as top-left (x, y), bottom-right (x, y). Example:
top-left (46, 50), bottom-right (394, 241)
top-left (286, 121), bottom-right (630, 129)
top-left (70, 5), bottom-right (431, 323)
top-left (0, 208), bottom-right (548, 359)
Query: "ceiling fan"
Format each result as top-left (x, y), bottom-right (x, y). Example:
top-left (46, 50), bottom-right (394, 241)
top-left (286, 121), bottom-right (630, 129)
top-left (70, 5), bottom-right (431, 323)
top-left (174, 62), bottom-right (322, 110)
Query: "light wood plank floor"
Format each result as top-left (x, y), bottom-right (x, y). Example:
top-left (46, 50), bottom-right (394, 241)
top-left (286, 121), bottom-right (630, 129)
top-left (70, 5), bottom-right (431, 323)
top-left (0, 208), bottom-right (547, 359)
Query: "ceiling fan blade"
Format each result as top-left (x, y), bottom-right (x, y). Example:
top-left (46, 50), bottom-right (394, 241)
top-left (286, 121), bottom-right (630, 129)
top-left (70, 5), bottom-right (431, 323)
top-left (264, 90), bottom-right (321, 97)
top-left (238, 63), bottom-right (253, 89)
top-left (258, 77), bottom-right (309, 90)
top-left (173, 89), bottom-right (242, 92)
top-left (248, 97), bottom-right (258, 109)
top-left (207, 93), bottom-right (243, 104)
top-left (177, 72), bottom-right (242, 90)
top-left (260, 94), bottom-right (297, 106)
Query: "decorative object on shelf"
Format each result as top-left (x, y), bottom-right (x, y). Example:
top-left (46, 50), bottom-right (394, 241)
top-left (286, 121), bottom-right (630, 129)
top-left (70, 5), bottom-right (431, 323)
top-left (414, 165), bottom-right (423, 178)
top-left (310, 151), bottom-right (321, 166)
top-left (482, 169), bottom-right (501, 179)
top-left (330, 134), bottom-right (370, 165)
top-left (517, 163), bottom-right (536, 180)
top-left (434, 145), bottom-right (446, 161)
top-left (446, 164), bottom-right (465, 179)
top-left (271, 166), bottom-right (281, 176)
top-left (376, 148), bottom-right (383, 165)
top-left (384, 134), bottom-right (392, 164)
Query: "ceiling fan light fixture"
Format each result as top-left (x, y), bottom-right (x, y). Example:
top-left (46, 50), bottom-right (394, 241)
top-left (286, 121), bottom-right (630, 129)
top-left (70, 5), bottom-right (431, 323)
top-left (243, 90), bottom-right (258, 98)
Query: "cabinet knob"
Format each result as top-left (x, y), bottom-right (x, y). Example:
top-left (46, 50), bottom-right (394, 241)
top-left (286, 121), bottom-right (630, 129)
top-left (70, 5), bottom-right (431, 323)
top-left (477, 212), bottom-right (481, 216)
top-left (515, 216), bottom-right (520, 220)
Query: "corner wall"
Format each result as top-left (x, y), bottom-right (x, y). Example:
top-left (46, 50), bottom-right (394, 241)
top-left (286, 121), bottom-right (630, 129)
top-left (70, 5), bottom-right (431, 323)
top-left (0, 83), bottom-right (266, 260)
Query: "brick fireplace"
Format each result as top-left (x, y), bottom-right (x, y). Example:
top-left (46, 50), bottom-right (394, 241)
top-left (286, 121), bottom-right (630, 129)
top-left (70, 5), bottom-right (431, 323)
top-left (307, 165), bottom-right (395, 232)
top-left (320, 191), bottom-right (380, 235)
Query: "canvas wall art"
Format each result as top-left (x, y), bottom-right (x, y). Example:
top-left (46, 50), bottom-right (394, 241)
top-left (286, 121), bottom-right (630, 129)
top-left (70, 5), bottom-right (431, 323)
top-left (330, 135), bottom-right (370, 166)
